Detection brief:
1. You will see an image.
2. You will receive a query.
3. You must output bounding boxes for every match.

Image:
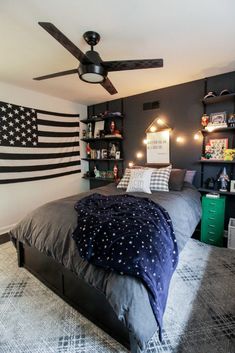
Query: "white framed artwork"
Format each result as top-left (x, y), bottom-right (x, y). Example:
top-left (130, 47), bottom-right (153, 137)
top-left (146, 130), bottom-right (170, 164)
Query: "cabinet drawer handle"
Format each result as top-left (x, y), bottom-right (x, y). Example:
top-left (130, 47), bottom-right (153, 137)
top-left (208, 238), bottom-right (216, 242)
top-left (209, 224), bottom-right (215, 228)
top-left (209, 202), bottom-right (216, 206)
top-left (209, 217), bottom-right (215, 220)
top-left (209, 210), bottom-right (216, 213)
top-left (208, 231), bottom-right (215, 235)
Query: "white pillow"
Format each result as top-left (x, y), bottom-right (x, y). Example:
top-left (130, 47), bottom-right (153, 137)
top-left (126, 169), bottom-right (153, 194)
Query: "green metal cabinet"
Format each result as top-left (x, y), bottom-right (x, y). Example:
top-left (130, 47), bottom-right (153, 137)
top-left (200, 196), bottom-right (226, 247)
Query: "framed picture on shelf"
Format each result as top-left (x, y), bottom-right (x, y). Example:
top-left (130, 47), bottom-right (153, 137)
top-left (209, 138), bottom-right (228, 160)
top-left (230, 180), bottom-right (235, 193)
top-left (210, 112), bottom-right (227, 125)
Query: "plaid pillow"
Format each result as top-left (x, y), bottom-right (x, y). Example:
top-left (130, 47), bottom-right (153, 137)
top-left (117, 165), bottom-right (172, 191)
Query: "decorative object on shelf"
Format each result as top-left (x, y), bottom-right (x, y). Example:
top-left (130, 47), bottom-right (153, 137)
top-left (209, 138), bottom-right (228, 160)
top-left (109, 143), bottom-right (117, 159)
top-left (101, 149), bottom-right (108, 159)
top-left (220, 89), bottom-right (231, 96)
top-left (110, 120), bottom-right (115, 134)
top-left (90, 149), bottom-right (97, 159)
top-left (205, 177), bottom-right (216, 190)
top-left (230, 180), bottom-right (235, 193)
top-left (203, 143), bottom-right (213, 159)
top-left (201, 114), bottom-right (209, 127)
top-left (87, 123), bottom-right (93, 138)
top-left (82, 129), bottom-right (87, 138)
top-left (113, 164), bottom-right (118, 180)
top-left (228, 113), bottom-right (235, 127)
top-left (96, 150), bottom-right (101, 159)
top-left (217, 167), bottom-right (230, 192)
top-left (204, 91), bottom-right (217, 99)
top-left (224, 149), bottom-right (235, 161)
top-left (115, 151), bottom-right (121, 159)
top-left (94, 166), bottom-right (100, 178)
top-left (94, 121), bottom-right (105, 138)
top-left (86, 143), bottom-right (91, 158)
top-left (146, 129), bottom-right (170, 163)
top-left (210, 111), bottom-right (227, 125)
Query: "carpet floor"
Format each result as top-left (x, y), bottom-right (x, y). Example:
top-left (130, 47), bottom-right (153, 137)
top-left (0, 239), bottom-right (234, 353)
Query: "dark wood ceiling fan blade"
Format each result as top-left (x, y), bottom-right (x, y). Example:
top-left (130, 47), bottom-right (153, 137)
top-left (33, 68), bottom-right (78, 81)
top-left (100, 77), bottom-right (118, 95)
top-left (38, 22), bottom-right (91, 63)
top-left (102, 59), bottom-right (163, 72)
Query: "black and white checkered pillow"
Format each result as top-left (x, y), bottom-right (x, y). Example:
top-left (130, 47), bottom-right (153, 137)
top-left (150, 165), bottom-right (172, 191)
top-left (117, 165), bottom-right (172, 191)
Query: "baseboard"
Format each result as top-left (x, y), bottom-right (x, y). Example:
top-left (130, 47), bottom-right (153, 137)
top-left (0, 223), bottom-right (17, 235)
top-left (0, 233), bottom-right (10, 245)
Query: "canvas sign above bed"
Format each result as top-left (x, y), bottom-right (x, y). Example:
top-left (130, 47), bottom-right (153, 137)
top-left (0, 101), bottom-right (81, 184)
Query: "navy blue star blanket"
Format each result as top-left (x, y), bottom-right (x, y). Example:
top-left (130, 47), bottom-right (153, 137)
top-left (72, 193), bottom-right (178, 339)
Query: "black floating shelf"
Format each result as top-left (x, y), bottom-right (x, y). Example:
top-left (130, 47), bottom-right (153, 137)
top-left (81, 137), bottom-right (123, 142)
top-left (198, 188), bottom-right (235, 196)
top-left (82, 176), bottom-right (115, 182)
top-left (80, 115), bottom-right (124, 124)
top-left (202, 93), bottom-right (235, 105)
top-left (199, 160), bottom-right (235, 164)
top-left (82, 158), bottom-right (123, 161)
top-left (201, 127), bottom-right (235, 133)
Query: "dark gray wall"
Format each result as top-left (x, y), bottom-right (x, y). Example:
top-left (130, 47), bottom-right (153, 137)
top-left (88, 70), bottom-right (235, 189)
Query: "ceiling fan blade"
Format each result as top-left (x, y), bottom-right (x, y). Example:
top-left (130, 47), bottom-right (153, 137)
top-left (100, 77), bottom-right (118, 95)
top-left (38, 22), bottom-right (91, 63)
top-left (102, 59), bottom-right (163, 72)
top-left (34, 68), bottom-right (78, 81)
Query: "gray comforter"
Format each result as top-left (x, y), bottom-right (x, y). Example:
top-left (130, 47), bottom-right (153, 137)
top-left (10, 182), bottom-right (201, 353)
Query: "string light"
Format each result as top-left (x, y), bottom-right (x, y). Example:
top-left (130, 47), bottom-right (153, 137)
top-left (176, 136), bottom-right (185, 143)
top-left (157, 118), bottom-right (165, 126)
top-left (136, 152), bottom-right (143, 159)
top-left (150, 125), bottom-right (157, 132)
top-left (128, 161), bottom-right (134, 168)
top-left (143, 139), bottom-right (148, 144)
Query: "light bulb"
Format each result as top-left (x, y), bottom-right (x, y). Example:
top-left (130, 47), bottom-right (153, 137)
top-left (128, 161), bottom-right (134, 168)
top-left (136, 152), bottom-right (143, 159)
top-left (176, 136), bottom-right (185, 143)
top-left (194, 133), bottom-right (200, 140)
top-left (143, 139), bottom-right (148, 144)
top-left (150, 125), bottom-right (157, 132)
top-left (157, 118), bottom-right (165, 126)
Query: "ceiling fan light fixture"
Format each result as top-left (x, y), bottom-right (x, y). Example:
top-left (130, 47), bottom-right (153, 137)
top-left (78, 64), bottom-right (107, 83)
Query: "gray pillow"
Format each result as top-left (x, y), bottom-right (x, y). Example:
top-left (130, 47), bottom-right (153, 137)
top-left (184, 170), bottom-right (196, 184)
top-left (169, 169), bottom-right (186, 191)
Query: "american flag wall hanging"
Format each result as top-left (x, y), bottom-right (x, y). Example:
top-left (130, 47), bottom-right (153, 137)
top-left (0, 101), bottom-right (81, 184)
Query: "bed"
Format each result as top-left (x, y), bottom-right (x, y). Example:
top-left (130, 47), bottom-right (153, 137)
top-left (10, 182), bottom-right (201, 353)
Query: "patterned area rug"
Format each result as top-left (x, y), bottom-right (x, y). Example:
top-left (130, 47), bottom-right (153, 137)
top-left (0, 239), bottom-right (234, 353)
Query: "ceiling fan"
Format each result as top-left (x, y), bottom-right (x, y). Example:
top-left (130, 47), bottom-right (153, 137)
top-left (33, 22), bottom-right (163, 95)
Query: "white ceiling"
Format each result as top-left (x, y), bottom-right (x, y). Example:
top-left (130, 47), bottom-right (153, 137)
top-left (1, 0), bottom-right (235, 105)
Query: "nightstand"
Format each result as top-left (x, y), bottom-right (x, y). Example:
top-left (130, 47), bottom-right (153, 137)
top-left (200, 195), bottom-right (226, 247)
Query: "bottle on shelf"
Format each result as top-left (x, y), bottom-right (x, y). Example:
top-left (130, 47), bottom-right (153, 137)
top-left (86, 143), bottom-right (91, 158)
top-left (113, 164), bottom-right (118, 180)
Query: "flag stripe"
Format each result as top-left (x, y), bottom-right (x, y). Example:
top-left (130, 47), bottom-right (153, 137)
top-left (37, 112), bottom-right (79, 120)
top-left (37, 119), bottom-right (80, 127)
top-left (0, 145), bottom-right (80, 154)
top-left (0, 155), bottom-right (80, 167)
top-left (38, 125), bottom-right (79, 133)
top-left (38, 131), bottom-right (79, 138)
top-left (38, 136), bottom-right (79, 143)
top-left (0, 160), bottom-right (80, 173)
top-left (37, 141), bottom-right (80, 148)
top-left (0, 151), bottom-right (80, 160)
top-left (0, 168), bottom-right (81, 184)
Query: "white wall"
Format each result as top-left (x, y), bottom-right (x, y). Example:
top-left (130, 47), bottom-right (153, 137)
top-left (0, 81), bottom-right (89, 234)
